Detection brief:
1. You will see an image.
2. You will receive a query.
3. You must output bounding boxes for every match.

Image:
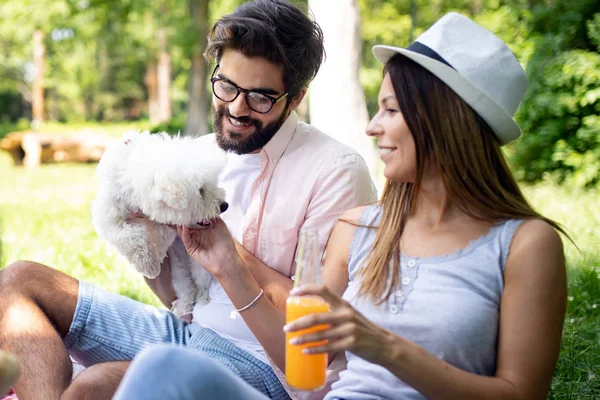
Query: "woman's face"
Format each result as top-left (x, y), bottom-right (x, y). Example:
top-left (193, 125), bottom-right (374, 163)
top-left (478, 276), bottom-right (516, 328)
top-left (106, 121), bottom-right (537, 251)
top-left (367, 73), bottom-right (417, 182)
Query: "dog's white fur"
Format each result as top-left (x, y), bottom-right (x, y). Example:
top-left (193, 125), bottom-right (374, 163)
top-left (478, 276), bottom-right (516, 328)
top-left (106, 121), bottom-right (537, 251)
top-left (92, 131), bottom-right (226, 317)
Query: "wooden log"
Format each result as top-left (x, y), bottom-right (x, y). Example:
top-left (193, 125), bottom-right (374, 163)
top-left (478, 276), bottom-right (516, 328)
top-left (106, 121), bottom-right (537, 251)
top-left (0, 131), bottom-right (118, 168)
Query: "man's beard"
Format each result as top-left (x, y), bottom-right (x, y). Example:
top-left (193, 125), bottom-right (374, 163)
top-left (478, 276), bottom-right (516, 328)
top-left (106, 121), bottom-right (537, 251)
top-left (213, 105), bottom-right (288, 154)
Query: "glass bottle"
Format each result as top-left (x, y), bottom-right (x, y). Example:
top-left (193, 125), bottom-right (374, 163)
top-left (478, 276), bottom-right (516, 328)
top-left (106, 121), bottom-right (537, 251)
top-left (285, 230), bottom-right (329, 391)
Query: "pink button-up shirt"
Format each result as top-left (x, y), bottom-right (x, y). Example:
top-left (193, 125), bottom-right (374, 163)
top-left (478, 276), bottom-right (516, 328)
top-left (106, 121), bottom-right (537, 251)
top-left (191, 111), bottom-right (376, 384)
top-left (240, 112), bottom-right (377, 278)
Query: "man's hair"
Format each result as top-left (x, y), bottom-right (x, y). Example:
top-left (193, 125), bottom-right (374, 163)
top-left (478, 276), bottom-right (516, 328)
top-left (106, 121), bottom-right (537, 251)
top-left (204, 0), bottom-right (324, 98)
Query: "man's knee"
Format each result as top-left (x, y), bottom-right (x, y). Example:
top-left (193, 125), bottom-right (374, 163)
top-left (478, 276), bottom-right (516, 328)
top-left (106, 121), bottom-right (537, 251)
top-left (1, 260), bottom-right (58, 295)
top-left (0, 260), bottom-right (79, 336)
top-left (62, 362), bottom-right (129, 400)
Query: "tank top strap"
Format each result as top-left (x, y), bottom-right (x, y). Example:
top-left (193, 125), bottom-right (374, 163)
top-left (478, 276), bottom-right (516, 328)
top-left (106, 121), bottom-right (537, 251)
top-left (497, 219), bottom-right (526, 271)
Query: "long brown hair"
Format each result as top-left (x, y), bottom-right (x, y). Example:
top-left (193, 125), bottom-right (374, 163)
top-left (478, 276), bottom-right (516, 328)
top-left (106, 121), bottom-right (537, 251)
top-left (358, 54), bottom-right (569, 304)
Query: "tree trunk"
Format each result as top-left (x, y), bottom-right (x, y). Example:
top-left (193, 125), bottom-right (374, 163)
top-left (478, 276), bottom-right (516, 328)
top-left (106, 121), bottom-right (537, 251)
top-left (145, 61), bottom-right (160, 125)
top-left (469, 0), bottom-right (483, 15)
top-left (308, 0), bottom-right (381, 189)
top-left (32, 29), bottom-right (45, 124)
top-left (157, 28), bottom-right (172, 123)
top-left (410, 0), bottom-right (418, 42)
top-left (185, 0), bottom-right (210, 137)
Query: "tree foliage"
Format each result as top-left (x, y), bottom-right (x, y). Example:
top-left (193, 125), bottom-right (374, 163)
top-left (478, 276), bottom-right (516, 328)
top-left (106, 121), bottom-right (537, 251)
top-left (0, 0), bottom-right (598, 187)
top-left (510, 0), bottom-right (600, 188)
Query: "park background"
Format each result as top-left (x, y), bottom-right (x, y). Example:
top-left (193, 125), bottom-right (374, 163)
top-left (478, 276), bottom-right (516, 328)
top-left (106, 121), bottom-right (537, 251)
top-left (0, 0), bottom-right (598, 398)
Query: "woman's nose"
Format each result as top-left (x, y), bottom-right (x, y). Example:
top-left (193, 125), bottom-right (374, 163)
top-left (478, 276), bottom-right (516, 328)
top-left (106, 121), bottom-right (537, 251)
top-left (366, 115), bottom-right (382, 137)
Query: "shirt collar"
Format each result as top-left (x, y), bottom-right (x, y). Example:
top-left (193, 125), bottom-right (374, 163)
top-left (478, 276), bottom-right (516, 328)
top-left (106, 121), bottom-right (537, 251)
top-left (261, 111), bottom-right (298, 164)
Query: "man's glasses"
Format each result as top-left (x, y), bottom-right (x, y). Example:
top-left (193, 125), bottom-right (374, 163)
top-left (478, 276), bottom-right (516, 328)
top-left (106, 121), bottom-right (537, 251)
top-left (210, 65), bottom-right (289, 114)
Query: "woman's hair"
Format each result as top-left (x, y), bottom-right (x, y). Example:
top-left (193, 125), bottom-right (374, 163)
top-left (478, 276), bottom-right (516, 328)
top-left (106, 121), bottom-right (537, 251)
top-left (204, 0), bottom-right (324, 99)
top-left (357, 54), bottom-right (568, 304)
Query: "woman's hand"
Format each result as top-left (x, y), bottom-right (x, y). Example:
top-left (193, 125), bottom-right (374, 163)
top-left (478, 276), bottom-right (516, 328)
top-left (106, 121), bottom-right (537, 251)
top-left (176, 218), bottom-right (242, 278)
top-left (283, 284), bottom-right (401, 365)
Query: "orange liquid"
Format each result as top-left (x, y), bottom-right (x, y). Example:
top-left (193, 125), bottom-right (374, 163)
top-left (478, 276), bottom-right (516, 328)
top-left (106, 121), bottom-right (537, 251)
top-left (285, 296), bottom-right (329, 391)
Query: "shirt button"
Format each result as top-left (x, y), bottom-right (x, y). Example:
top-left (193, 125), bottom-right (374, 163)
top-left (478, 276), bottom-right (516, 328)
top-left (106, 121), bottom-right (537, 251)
top-left (402, 277), bottom-right (411, 285)
top-left (389, 305), bottom-right (399, 314)
top-left (407, 259), bottom-right (416, 268)
top-left (291, 275), bottom-right (296, 281)
top-left (395, 290), bottom-right (404, 297)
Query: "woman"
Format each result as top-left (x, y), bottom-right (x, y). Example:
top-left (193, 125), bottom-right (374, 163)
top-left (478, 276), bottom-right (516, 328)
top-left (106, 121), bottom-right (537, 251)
top-left (114, 12), bottom-right (567, 400)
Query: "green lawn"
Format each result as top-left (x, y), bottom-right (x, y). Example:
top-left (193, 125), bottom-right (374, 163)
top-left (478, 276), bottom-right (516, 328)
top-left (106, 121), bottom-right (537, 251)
top-left (0, 148), bottom-right (598, 398)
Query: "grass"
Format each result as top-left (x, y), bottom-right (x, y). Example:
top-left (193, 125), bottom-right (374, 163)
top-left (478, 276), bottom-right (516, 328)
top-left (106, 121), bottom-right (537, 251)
top-left (0, 141), bottom-right (599, 398)
top-left (0, 119), bottom-right (154, 139)
top-left (520, 183), bottom-right (600, 398)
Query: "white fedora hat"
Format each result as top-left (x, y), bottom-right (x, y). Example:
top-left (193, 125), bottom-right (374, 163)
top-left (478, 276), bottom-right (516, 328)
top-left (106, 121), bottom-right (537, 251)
top-left (373, 12), bottom-right (528, 145)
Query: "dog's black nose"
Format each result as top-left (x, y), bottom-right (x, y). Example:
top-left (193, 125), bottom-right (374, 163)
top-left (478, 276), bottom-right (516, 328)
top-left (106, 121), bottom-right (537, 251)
top-left (219, 201), bottom-right (229, 213)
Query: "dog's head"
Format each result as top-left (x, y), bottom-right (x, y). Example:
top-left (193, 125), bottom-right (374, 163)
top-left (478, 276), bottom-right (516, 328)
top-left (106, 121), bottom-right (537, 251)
top-left (135, 134), bottom-right (228, 226)
top-left (95, 130), bottom-right (153, 206)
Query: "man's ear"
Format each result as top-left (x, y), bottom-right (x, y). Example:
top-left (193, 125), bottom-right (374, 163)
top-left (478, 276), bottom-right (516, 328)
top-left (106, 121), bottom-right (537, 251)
top-left (288, 88), bottom-right (307, 112)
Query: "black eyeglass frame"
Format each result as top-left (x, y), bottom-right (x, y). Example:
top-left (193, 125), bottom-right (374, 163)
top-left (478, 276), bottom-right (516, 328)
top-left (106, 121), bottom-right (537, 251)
top-left (209, 65), bottom-right (289, 114)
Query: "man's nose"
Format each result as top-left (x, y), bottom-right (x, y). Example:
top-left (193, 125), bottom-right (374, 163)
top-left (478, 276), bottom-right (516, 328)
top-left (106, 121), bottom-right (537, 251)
top-left (228, 94), bottom-right (251, 117)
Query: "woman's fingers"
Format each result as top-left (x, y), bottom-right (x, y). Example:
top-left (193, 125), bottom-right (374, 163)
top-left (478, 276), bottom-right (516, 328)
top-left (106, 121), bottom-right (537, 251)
top-left (299, 336), bottom-right (360, 355)
top-left (284, 307), bottom-right (355, 332)
top-left (289, 321), bottom-right (357, 345)
top-left (289, 284), bottom-right (346, 309)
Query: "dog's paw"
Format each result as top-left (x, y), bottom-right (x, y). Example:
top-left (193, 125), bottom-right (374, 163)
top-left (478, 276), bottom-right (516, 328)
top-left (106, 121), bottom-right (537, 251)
top-left (172, 299), bottom-right (195, 317)
top-left (195, 290), bottom-right (211, 306)
top-left (132, 261), bottom-right (161, 279)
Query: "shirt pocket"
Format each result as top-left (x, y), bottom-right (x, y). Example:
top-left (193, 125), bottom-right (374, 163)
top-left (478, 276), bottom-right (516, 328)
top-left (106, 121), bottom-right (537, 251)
top-left (260, 226), bottom-right (299, 278)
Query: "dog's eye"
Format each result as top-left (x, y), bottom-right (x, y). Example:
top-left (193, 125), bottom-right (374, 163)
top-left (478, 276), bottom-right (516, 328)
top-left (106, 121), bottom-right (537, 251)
top-left (199, 188), bottom-right (205, 197)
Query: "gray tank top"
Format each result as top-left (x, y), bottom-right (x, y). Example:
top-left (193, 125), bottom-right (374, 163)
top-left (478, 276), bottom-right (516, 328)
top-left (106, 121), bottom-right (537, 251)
top-left (325, 205), bottom-right (524, 400)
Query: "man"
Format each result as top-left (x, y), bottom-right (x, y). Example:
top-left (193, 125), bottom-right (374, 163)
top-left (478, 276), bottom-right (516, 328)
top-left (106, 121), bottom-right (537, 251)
top-left (0, 1), bottom-right (376, 399)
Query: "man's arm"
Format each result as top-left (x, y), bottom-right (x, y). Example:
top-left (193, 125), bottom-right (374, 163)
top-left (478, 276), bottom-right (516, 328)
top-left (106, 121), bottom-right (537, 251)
top-left (234, 241), bottom-right (292, 312)
top-left (234, 153), bottom-right (376, 313)
top-left (144, 254), bottom-right (177, 309)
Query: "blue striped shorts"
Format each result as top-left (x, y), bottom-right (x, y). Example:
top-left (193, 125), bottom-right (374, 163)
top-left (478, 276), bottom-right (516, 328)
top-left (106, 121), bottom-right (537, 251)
top-left (63, 280), bottom-right (289, 399)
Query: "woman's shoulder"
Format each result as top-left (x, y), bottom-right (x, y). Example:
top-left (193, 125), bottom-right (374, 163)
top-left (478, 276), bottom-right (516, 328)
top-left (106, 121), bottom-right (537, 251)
top-left (339, 204), bottom-right (380, 226)
top-left (339, 206), bottom-right (369, 224)
top-left (510, 218), bottom-right (563, 251)
top-left (504, 218), bottom-right (565, 277)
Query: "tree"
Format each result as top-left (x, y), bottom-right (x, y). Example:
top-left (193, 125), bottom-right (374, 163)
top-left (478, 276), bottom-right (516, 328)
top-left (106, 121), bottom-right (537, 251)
top-left (32, 30), bottom-right (46, 123)
top-left (309, 0), bottom-right (380, 187)
top-left (510, 0), bottom-right (600, 188)
top-left (184, 0), bottom-right (210, 137)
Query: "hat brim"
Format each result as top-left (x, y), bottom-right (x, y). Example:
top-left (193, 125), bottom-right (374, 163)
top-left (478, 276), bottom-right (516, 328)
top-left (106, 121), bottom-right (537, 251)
top-left (373, 45), bottom-right (521, 145)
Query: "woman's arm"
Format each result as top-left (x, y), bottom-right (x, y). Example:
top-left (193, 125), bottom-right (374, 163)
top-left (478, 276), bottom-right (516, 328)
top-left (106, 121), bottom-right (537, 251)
top-left (287, 219), bottom-right (567, 400)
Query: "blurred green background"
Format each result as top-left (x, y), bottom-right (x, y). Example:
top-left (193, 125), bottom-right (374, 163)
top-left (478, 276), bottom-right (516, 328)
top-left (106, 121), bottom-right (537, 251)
top-left (0, 0), bottom-right (598, 398)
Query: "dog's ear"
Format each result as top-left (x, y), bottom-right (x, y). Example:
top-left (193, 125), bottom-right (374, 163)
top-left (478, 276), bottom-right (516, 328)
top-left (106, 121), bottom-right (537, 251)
top-left (152, 180), bottom-right (190, 210)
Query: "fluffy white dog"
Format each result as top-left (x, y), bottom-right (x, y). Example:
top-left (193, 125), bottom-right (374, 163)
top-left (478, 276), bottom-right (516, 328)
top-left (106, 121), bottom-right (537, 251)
top-left (92, 130), bottom-right (227, 317)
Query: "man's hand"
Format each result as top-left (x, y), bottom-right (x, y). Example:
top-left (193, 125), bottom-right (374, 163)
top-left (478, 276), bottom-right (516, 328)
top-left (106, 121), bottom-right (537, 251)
top-left (177, 218), bottom-right (242, 279)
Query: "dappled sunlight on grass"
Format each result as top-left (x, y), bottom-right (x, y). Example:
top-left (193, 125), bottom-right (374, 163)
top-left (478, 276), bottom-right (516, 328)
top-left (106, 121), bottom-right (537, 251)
top-left (522, 182), bottom-right (600, 268)
top-left (0, 120), bottom-right (154, 140)
top-left (0, 152), bottom-right (160, 306)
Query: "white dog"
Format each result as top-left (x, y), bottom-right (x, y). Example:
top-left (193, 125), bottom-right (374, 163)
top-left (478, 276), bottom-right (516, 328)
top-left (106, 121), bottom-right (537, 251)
top-left (92, 130), bottom-right (227, 317)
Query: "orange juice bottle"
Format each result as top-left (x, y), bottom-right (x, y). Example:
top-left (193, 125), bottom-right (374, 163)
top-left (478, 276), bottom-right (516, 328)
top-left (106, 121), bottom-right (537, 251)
top-left (285, 230), bottom-right (329, 391)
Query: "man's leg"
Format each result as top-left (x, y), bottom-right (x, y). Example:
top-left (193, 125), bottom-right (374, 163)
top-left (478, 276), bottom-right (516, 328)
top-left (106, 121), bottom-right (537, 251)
top-left (0, 260), bottom-right (191, 400)
top-left (60, 361), bottom-right (129, 400)
top-left (0, 261), bottom-right (78, 399)
top-left (113, 346), bottom-right (269, 400)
